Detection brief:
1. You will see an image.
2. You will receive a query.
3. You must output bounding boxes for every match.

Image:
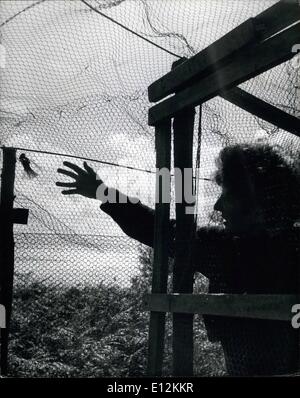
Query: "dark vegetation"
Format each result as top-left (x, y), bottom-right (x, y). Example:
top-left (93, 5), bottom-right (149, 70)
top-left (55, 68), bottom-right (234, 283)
top-left (8, 247), bottom-right (225, 377)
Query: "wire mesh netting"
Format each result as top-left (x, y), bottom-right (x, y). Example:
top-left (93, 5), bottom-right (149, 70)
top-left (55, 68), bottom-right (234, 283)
top-left (0, 0), bottom-right (299, 377)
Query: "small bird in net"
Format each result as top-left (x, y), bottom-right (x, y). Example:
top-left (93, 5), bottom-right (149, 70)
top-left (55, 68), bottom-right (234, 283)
top-left (19, 153), bottom-right (38, 178)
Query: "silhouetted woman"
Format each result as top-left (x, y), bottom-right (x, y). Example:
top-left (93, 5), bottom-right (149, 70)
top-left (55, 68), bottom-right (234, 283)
top-left (56, 142), bottom-right (300, 376)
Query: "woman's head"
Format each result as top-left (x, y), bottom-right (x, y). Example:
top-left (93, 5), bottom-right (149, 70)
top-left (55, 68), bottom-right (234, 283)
top-left (214, 143), bottom-right (300, 235)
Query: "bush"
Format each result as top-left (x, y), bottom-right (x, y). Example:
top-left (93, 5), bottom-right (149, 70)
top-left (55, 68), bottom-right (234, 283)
top-left (8, 248), bottom-right (225, 377)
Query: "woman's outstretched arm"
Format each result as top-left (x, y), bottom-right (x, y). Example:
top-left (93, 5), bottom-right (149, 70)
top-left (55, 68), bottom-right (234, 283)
top-left (56, 161), bottom-right (224, 278)
top-left (56, 160), bottom-right (175, 249)
top-left (99, 187), bottom-right (176, 249)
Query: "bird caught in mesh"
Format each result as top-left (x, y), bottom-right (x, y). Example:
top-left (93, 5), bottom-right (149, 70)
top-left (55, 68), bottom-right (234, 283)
top-left (19, 153), bottom-right (38, 178)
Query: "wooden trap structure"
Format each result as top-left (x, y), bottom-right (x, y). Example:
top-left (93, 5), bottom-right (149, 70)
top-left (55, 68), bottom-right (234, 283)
top-left (0, 148), bottom-right (29, 375)
top-left (143, 0), bottom-right (300, 376)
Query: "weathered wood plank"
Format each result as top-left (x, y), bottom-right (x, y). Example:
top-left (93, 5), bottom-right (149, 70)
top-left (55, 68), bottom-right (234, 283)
top-left (147, 119), bottom-right (171, 377)
top-left (148, 0), bottom-right (300, 103)
top-left (0, 208), bottom-right (29, 225)
top-left (172, 107), bottom-right (195, 376)
top-left (148, 23), bottom-right (300, 125)
top-left (0, 148), bottom-right (17, 376)
top-left (253, 0), bottom-right (300, 40)
top-left (143, 294), bottom-right (300, 321)
top-left (12, 208), bottom-right (29, 225)
top-left (149, 18), bottom-right (257, 102)
top-left (220, 87), bottom-right (300, 137)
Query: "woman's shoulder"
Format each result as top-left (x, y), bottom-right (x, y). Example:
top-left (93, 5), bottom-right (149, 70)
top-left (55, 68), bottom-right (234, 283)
top-left (267, 225), bottom-right (300, 243)
top-left (194, 224), bottom-right (300, 244)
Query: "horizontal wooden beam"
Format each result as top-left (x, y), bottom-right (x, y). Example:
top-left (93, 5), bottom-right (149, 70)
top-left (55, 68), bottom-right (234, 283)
top-left (143, 293), bottom-right (300, 321)
top-left (148, 0), bottom-right (300, 103)
top-left (253, 0), bottom-right (300, 39)
top-left (148, 23), bottom-right (300, 125)
top-left (0, 209), bottom-right (29, 224)
top-left (12, 209), bottom-right (29, 224)
top-left (220, 87), bottom-right (300, 137)
top-left (148, 19), bottom-right (258, 102)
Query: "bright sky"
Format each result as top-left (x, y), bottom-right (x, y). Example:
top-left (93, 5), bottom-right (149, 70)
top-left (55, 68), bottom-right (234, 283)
top-left (1, 0), bottom-right (295, 284)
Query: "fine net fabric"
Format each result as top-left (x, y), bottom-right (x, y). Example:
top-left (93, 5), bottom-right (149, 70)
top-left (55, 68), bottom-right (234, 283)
top-left (0, 0), bottom-right (299, 377)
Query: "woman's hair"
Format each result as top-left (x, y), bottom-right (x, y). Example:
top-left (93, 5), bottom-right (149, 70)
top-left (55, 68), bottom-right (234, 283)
top-left (215, 142), bottom-right (300, 228)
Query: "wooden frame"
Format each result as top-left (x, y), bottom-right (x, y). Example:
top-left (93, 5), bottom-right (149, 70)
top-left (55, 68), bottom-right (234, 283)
top-left (149, 22), bottom-right (300, 125)
top-left (147, 120), bottom-right (171, 377)
top-left (0, 148), bottom-right (28, 376)
top-left (220, 87), bottom-right (300, 137)
top-left (144, 294), bottom-right (300, 322)
top-left (172, 108), bottom-right (195, 376)
top-left (149, 0), bottom-right (300, 103)
top-left (146, 0), bottom-right (300, 377)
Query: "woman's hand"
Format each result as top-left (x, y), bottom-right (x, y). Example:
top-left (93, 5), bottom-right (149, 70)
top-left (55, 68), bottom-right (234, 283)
top-left (56, 161), bottom-right (104, 199)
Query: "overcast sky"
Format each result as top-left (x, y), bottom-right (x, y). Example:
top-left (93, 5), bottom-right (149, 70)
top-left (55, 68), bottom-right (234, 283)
top-left (1, 0), bottom-right (294, 284)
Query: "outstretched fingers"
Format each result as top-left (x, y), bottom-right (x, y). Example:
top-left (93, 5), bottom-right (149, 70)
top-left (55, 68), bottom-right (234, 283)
top-left (63, 161), bottom-right (85, 175)
top-left (83, 161), bottom-right (94, 174)
top-left (57, 168), bottom-right (77, 179)
top-left (56, 160), bottom-right (102, 198)
top-left (61, 189), bottom-right (79, 195)
top-left (83, 161), bottom-right (103, 184)
top-left (56, 181), bottom-right (77, 188)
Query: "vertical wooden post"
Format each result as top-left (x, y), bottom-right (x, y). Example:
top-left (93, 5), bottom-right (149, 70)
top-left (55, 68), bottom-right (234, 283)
top-left (296, 54), bottom-right (300, 119)
top-left (296, 60), bottom-right (300, 373)
top-left (147, 119), bottom-right (172, 376)
top-left (0, 147), bottom-right (17, 375)
top-left (172, 107), bottom-right (195, 376)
